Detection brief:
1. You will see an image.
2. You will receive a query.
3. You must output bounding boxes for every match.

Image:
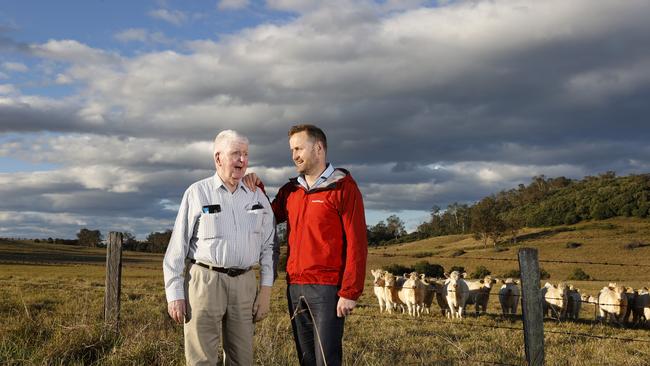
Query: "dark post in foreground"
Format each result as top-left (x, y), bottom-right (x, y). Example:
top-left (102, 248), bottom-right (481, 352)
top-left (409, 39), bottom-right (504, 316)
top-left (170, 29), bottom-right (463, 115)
top-left (104, 231), bottom-right (123, 334)
top-left (518, 247), bottom-right (545, 366)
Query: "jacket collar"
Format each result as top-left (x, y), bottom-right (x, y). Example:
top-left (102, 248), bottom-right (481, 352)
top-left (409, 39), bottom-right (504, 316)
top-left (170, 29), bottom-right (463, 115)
top-left (291, 168), bottom-right (349, 192)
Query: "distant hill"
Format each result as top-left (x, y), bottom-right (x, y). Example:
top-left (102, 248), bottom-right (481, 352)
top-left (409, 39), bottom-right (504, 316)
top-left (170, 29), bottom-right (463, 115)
top-left (406, 172), bottom-right (650, 246)
top-left (499, 172), bottom-right (650, 227)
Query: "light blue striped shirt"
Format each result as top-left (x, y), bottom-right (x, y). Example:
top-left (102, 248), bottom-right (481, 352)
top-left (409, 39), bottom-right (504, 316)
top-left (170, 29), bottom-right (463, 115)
top-left (163, 173), bottom-right (276, 302)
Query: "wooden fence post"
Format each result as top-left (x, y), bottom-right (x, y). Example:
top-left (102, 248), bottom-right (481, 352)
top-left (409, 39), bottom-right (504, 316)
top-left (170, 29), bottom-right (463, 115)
top-left (104, 231), bottom-right (123, 334)
top-left (518, 248), bottom-right (545, 366)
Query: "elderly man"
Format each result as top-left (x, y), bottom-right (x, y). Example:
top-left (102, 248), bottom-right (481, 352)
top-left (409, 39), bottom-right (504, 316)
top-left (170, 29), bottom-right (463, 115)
top-left (246, 124), bottom-right (367, 366)
top-left (163, 130), bottom-right (277, 365)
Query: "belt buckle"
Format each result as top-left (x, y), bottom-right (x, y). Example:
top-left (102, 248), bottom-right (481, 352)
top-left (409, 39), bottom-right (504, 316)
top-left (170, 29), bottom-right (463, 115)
top-left (227, 268), bottom-right (240, 277)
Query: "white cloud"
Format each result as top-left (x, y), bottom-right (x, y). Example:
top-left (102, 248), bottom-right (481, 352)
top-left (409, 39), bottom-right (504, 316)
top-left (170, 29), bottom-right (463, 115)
top-left (2, 62), bottom-right (28, 72)
top-left (217, 0), bottom-right (249, 10)
top-left (114, 28), bottom-right (172, 44)
top-left (565, 59), bottom-right (650, 104)
top-left (0, 84), bottom-right (17, 95)
top-left (115, 28), bottom-right (148, 43)
top-left (148, 9), bottom-right (188, 26)
top-left (55, 73), bottom-right (73, 84)
top-left (1, 134), bottom-right (214, 169)
top-left (265, 0), bottom-right (320, 13)
top-left (30, 40), bottom-right (121, 65)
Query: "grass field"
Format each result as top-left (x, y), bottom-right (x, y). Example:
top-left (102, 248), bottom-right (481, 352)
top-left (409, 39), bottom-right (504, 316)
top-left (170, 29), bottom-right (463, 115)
top-left (1, 217), bottom-right (649, 365)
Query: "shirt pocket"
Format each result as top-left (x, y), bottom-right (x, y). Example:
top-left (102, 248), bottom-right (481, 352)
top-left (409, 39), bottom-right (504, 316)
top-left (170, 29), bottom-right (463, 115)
top-left (198, 213), bottom-right (222, 239)
top-left (247, 210), bottom-right (265, 234)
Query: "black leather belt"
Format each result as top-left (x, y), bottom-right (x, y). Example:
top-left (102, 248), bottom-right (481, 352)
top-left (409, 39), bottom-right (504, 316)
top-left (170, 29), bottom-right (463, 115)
top-left (190, 259), bottom-right (250, 277)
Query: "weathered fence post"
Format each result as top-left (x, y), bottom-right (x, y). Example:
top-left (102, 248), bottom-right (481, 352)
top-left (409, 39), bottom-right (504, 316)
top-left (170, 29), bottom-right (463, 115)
top-left (104, 231), bottom-right (123, 334)
top-left (518, 248), bottom-right (545, 366)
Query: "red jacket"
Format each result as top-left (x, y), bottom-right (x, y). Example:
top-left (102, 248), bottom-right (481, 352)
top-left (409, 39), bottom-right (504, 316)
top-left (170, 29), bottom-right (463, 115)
top-left (272, 169), bottom-right (368, 300)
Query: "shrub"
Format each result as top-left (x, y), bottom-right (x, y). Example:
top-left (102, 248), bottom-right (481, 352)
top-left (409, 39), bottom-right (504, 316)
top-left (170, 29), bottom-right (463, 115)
top-left (622, 241), bottom-right (647, 250)
top-left (470, 265), bottom-right (491, 279)
top-left (449, 266), bottom-right (465, 275)
top-left (539, 267), bottom-right (551, 280)
top-left (568, 268), bottom-right (591, 281)
top-left (451, 249), bottom-right (466, 257)
top-left (564, 213), bottom-right (579, 225)
top-left (413, 261), bottom-right (444, 278)
top-left (382, 264), bottom-right (414, 276)
top-left (565, 242), bottom-right (582, 249)
top-left (411, 251), bottom-right (434, 258)
top-left (501, 269), bottom-right (520, 279)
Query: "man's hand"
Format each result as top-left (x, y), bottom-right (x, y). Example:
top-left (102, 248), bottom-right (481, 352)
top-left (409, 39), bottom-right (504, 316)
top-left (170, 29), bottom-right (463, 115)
top-left (336, 297), bottom-right (356, 318)
top-left (253, 285), bottom-right (272, 322)
top-left (242, 173), bottom-right (262, 192)
top-left (168, 299), bottom-right (186, 324)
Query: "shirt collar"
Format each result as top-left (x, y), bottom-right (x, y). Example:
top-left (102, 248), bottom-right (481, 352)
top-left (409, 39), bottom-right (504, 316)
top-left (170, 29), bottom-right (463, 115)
top-left (213, 172), bottom-right (250, 193)
top-left (297, 163), bottom-right (335, 190)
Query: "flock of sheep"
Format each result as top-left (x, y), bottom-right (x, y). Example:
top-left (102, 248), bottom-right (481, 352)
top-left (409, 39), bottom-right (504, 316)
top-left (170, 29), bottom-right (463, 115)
top-left (370, 269), bottom-right (650, 326)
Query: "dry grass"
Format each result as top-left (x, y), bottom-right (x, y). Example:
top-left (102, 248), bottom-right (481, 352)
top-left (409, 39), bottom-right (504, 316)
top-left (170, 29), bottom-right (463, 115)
top-left (1, 217), bottom-right (650, 365)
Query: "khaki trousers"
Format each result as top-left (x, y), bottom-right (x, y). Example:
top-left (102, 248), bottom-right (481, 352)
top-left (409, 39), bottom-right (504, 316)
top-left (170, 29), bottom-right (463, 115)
top-left (184, 264), bottom-right (257, 366)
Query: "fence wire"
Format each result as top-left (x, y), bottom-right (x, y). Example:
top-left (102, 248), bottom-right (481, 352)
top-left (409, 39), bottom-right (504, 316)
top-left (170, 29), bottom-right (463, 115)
top-left (383, 253), bottom-right (650, 268)
top-left (354, 303), bottom-right (650, 344)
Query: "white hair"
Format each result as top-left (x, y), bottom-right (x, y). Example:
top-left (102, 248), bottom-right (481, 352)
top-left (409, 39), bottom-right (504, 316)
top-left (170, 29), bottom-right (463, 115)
top-left (213, 130), bottom-right (249, 157)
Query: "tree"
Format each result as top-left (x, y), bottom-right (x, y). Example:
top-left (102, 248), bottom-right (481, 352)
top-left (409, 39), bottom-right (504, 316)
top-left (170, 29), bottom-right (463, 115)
top-left (471, 196), bottom-right (506, 247)
top-left (146, 230), bottom-right (172, 253)
top-left (77, 228), bottom-right (102, 247)
top-left (385, 214), bottom-right (406, 239)
top-left (413, 261), bottom-right (444, 278)
top-left (276, 223), bottom-right (288, 246)
top-left (122, 231), bottom-right (139, 251)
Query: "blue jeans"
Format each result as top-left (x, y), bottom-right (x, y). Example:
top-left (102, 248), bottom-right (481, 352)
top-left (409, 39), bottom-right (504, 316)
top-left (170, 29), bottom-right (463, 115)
top-left (287, 284), bottom-right (345, 366)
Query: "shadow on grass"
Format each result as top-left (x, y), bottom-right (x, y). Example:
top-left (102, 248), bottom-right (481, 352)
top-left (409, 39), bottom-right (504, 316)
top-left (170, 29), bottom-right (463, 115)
top-left (509, 227), bottom-right (576, 244)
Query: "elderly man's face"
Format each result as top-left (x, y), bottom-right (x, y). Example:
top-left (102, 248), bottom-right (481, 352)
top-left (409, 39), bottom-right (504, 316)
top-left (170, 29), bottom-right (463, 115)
top-left (216, 140), bottom-right (249, 185)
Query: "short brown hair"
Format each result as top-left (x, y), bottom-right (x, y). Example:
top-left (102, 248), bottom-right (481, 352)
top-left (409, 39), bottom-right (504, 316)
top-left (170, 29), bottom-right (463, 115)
top-left (288, 124), bottom-right (327, 151)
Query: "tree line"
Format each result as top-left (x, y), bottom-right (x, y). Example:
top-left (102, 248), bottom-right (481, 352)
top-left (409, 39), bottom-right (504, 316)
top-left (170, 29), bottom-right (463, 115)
top-left (34, 228), bottom-right (172, 253)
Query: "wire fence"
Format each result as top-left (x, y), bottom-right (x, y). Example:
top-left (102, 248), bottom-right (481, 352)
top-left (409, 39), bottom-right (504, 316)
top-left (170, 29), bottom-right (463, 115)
top-left (381, 252), bottom-right (650, 268)
top-left (353, 302), bottom-right (650, 344)
top-left (0, 259), bottom-right (159, 272)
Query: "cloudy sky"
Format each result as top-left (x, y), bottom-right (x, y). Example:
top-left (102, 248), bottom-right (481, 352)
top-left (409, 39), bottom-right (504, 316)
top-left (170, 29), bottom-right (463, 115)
top-left (1, 0), bottom-right (650, 239)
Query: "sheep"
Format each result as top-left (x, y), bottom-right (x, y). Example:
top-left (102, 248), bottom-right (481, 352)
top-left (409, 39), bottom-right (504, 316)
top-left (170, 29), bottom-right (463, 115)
top-left (566, 285), bottom-right (582, 320)
top-left (498, 278), bottom-right (520, 315)
top-left (464, 275), bottom-right (496, 315)
top-left (443, 271), bottom-right (470, 319)
top-left (629, 287), bottom-right (649, 325)
top-left (418, 274), bottom-right (435, 315)
top-left (542, 282), bottom-right (568, 320)
top-left (382, 272), bottom-right (404, 314)
top-left (398, 272), bottom-right (425, 317)
top-left (623, 287), bottom-right (637, 324)
top-left (598, 284), bottom-right (628, 324)
top-left (580, 293), bottom-right (599, 320)
top-left (370, 269), bottom-right (387, 313)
